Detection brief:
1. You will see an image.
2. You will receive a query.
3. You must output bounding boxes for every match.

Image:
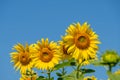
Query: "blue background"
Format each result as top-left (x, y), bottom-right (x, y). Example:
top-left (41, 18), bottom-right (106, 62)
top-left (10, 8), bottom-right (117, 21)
top-left (0, 0), bottom-right (120, 80)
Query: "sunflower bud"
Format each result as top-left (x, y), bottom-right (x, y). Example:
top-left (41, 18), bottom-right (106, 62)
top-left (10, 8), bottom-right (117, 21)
top-left (101, 50), bottom-right (119, 66)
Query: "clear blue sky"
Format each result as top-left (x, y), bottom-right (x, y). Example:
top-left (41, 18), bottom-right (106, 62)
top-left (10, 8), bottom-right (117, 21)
top-left (0, 0), bottom-right (120, 80)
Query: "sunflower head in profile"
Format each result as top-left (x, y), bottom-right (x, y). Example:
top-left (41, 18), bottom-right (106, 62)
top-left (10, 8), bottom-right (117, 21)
top-left (33, 38), bottom-right (61, 70)
top-left (101, 50), bottom-right (119, 66)
top-left (63, 22), bottom-right (100, 64)
top-left (10, 43), bottom-right (35, 73)
top-left (58, 39), bottom-right (72, 60)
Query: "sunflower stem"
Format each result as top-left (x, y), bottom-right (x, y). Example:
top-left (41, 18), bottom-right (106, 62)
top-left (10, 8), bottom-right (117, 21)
top-left (30, 68), bottom-right (33, 80)
top-left (47, 70), bottom-right (51, 80)
top-left (76, 64), bottom-right (81, 79)
top-left (62, 67), bottom-right (65, 76)
top-left (108, 64), bottom-right (112, 72)
top-left (31, 75), bottom-right (32, 80)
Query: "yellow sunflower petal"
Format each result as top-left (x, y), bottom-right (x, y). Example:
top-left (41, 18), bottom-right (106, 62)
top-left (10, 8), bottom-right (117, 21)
top-left (67, 44), bottom-right (75, 53)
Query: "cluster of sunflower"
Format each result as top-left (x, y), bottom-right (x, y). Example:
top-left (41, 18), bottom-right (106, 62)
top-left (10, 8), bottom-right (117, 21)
top-left (10, 22), bottom-right (120, 80)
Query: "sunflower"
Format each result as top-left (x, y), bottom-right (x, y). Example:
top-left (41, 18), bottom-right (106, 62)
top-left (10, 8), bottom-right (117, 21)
top-left (20, 70), bottom-right (38, 80)
top-left (83, 76), bottom-right (97, 80)
top-left (10, 43), bottom-right (35, 73)
top-left (58, 40), bottom-right (72, 60)
top-left (101, 50), bottom-right (119, 65)
top-left (33, 38), bottom-right (61, 70)
top-left (63, 22), bottom-right (100, 64)
top-left (20, 73), bottom-right (37, 80)
top-left (114, 69), bottom-right (120, 75)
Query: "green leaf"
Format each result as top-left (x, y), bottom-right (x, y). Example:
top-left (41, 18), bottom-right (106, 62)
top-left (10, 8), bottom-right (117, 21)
top-left (63, 71), bottom-right (77, 80)
top-left (91, 60), bottom-right (116, 66)
top-left (118, 63), bottom-right (120, 66)
top-left (47, 77), bottom-right (54, 80)
top-left (107, 71), bottom-right (120, 80)
top-left (56, 72), bottom-right (62, 77)
top-left (36, 76), bottom-right (46, 80)
top-left (91, 60), bottom-right (105, 66)
top-left (80, 69), bottom-right (95, 74)
top-left (54, 59), bottom-right (75, 70)
top-left (91, 60), bottom-right (102, 66)
top-left (62, 70), bottom-right (84, 80)
top-left (57, 77), bottom-right (63, 80)
top-left (70, 62), bottom-right (76, 66)
top-left (54, 62), bottom-right (69, 70)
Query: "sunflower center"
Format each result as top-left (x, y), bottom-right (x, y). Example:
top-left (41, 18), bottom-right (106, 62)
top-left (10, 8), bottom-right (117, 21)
top-left (40, 48), bottom-right (53, 62)
top-left (78, 36), bottom-right (86, 42)
top-left (63, 45), bottom-right (69, 55)
top-left (75, 33), bottom-right (90, 49)
top-left (19, 52), bottom-right (31, 65)
top-left (43, 52), bottom-right (49, 56)
top-left (27, 77), bottom-right (36, 80)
